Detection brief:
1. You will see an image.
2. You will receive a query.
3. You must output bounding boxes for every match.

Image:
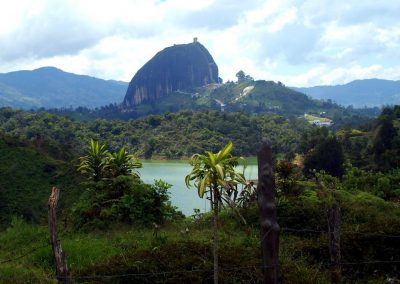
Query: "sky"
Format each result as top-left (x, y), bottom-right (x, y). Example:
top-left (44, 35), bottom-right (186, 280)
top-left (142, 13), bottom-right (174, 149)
top-left (0, 0), bottom-right (399, 87)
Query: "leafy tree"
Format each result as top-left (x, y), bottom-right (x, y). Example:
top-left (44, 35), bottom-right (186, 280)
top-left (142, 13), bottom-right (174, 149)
top-left (276, 160), bottom-right (302, 196)
top-left (299, 127), bottom-right (329, 154)
top-left (236, 70), bottom-right (245, 83)
top-left (185, 142), bottom-right (246, 284)
top-left (108, 146), bottom-right (142, 178)
top-left (373, 117), bottom-right (396, 155)
top-left (235, 70), bottom-right (254, 83)
top-left (303, 136), bottom-right (345, 178)
top-left (372, 116), bottom-right (398, 170)
top-left (78, 139), bottom-right (109, 181)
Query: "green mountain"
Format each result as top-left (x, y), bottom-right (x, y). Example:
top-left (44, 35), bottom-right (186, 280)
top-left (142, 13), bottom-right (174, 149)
top-left (131, 79), bottom-right (344, 118)
top-left (292, 79), bottom-right (400, 107)
top-left (121, 40), bottom-right (337, 118)
top-left (0, 67), bottom-right (127, 109)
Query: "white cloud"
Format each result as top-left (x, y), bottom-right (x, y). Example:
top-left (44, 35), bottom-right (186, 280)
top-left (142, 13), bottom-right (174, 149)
top-left (267, 6), bottom-right (298, 33)
top-left (0, 0), bottom-right (399, 87)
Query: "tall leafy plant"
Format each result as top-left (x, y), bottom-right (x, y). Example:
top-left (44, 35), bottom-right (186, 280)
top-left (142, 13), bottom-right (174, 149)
top-left (108, 146), bottom-right (142, 178)
top-left (185, 142), bottom-right (246, 284)
top-left (78, 140), bottom-right (142, 181)
top-left (76, 139), bottom-right (151, 228)
top-left (78, 139), bottom-right (109, 181)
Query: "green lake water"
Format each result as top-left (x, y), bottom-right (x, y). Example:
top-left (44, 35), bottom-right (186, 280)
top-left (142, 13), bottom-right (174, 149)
top-left (139, 160), bottom-right (258, 216)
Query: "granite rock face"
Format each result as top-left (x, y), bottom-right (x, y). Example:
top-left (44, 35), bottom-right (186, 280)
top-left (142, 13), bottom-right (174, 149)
top-left (123, 40), bottom-right (219, 106)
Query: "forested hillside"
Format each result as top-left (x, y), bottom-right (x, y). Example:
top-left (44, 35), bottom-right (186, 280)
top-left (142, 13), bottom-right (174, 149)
top-left (0, 134), bottom-right (82, 226)
top-left (0, 108), bottom-right (312, 159)
top-left (122, 79), bottom-right (360, 119)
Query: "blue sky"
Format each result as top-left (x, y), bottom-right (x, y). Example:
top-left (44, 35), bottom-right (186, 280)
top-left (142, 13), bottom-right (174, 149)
top-left (0, 0), bottom-right (399, 86)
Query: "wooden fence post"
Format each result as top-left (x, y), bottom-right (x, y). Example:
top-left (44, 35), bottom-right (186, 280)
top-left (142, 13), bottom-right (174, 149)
top-left (327, 203), bottom-right (341, 283)
top-left (257, 145), bottom-right (280, 284)
top-left (48, 187), bottom-right (68, 283)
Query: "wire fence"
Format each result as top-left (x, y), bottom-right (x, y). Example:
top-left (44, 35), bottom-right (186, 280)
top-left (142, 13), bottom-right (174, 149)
top-left (0, 243), bottom-right (49, 264)
top-left (280, 227), bottom-right (400, 238)
top-left (54, 265), bottom-right (275, 281)
top-left (0, 225), bottom-right (399, 281)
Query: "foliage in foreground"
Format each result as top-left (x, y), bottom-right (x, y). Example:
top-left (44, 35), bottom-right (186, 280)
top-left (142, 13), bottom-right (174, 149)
top-left (2, 159), bottom-right (399, 283)
top-left (2, 180), bottom-right (399, 284)
top-left (74, 140), bottom-right (182, 229)
top-left (71, 178), bottom-right (182, 230)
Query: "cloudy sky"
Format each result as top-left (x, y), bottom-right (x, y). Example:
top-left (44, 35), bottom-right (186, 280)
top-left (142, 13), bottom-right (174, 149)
top-left (0, 0), bottom-right (399, 87)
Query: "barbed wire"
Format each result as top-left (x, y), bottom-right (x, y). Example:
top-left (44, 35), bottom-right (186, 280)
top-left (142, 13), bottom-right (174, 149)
top-left (0, 241), bottom-right (399, 281)
top-left (0, 243), bottom-right (50, 264)
top-left (0, 225), bottom-right (398, 265)
top-left (0, 229), bottom-right (70, 263)
top-left (56, 264), bottom-right (275, 280)
top-left (280, 227), bottom-right (400, 238)
top-left (0, 220), bottom-right (399, 284)
top-left (0, 259), bottom-right (398, 282)
top-left (281, 227), bottom-right (326, 233)
top-left (0, 275), bottom-right (54, 281)
top-left (52, 261), bottom-right (400, 281)
top-left (341, 260), bottom-right (400, 265)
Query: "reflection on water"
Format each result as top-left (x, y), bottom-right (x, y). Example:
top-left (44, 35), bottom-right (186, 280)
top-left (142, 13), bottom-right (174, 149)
top-left (138, 160), bottom-right (257, 216)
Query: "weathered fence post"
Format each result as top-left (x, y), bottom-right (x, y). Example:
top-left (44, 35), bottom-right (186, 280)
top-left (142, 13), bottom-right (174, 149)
top-left (327, 203), bottom-right (341, 283)
top-left (213, 187), bottom-right (219, 284)
top-left (257, 145), bottom-right (280, 284)
top-left (48, 187), bottom-right (68, 283)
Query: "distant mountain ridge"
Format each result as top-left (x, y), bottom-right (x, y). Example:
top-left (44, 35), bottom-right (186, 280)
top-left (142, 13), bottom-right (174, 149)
top-left (0, 67), bottom-right (128, 109)
top-left (1, 65), bottom-right (398, 112)
top-left (292, 79), bottom-right (400, 107)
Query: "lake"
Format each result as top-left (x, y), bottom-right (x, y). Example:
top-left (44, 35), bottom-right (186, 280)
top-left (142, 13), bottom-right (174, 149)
top-left (138, 160), bottom-right (258, 216)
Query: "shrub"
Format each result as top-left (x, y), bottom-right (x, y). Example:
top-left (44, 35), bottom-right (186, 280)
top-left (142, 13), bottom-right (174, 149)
top-left (71, 177), bottom-right (182, 229)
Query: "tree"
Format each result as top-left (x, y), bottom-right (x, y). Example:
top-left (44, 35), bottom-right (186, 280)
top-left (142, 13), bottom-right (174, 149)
top-left (78, 139), bottom-right (109, 181)
top-left (299, 127), bottom-right (329, 154)
top-left (236, 70), bottom-right (245, 83)
top-left (276, 160), bottom-right (302, 196)
top-left (108, 146), bottom-right (142, 178)
top-left (78, 139), bottom-right (142, 181)
top-left (365, 106), bottom-right (400, 171)
top-left (373, 117), bottom-right (396, 155)
top-left (235, 70), bottom-right (254, 83)
top-left (303, 136), bottom-right (345, 177)
top-left (185, 142), bottom-right (246, 284)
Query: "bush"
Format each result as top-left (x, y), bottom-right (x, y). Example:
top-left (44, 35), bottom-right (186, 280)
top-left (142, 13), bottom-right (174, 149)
top-left (276, 160), bottom-right (304, 196)
top-left (71, 177), bottom-right (182, 229)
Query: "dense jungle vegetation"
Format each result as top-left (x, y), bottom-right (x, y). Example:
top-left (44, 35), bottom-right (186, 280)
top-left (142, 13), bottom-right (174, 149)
top-left (0, 105), bottom-right (399, 283)
top-left (0, 107), bottom-right (314, 159)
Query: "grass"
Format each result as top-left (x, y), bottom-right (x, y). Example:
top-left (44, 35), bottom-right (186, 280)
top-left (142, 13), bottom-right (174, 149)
top-left (1, 212), bottom-right (398, 283)
top-left (0, 216), bottom-right (298, 282)
top-left (1, 182), bottom-right (400, 283)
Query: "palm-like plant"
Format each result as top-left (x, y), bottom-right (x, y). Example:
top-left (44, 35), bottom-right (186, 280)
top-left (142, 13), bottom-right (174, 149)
top-left (185, 142), bottom-right (246, 284)
top-left (78, 139), bottom-right (109, 181)
top-left (108, 146), bottom-right (142, 178)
